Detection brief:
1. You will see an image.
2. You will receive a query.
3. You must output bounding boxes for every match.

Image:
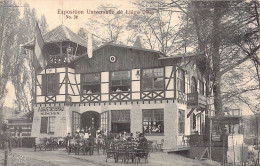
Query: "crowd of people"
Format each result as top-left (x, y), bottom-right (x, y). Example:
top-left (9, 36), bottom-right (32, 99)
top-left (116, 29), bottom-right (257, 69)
top-left (64, 129), bottom-right (149, 152)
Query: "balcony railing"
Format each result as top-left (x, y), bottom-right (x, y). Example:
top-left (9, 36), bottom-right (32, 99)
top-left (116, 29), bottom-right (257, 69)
top-left (187, 92), bottom-right (207, 108)
top-left (209, 109), bottom-right (241, 118)
top-left (110, 91), bottom-right (131, 101)
top-left (47, 54), bottom-right (76, 66)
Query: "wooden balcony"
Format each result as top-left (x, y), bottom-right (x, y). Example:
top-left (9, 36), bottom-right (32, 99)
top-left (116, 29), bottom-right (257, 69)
top-left (187, 92), bottom-right (207, 109)
top-left (209, 109), bottom-right (241, 118)
top-left (47, 54), bottom-right (76, 67)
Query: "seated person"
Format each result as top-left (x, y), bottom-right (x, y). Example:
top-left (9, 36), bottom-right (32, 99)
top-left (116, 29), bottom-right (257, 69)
top-left (75, 132), bottom-right (81, 139)
top-left (127, 133), bottom-right (134, 142)
top-left (151, 126), bottom-right (159, 133)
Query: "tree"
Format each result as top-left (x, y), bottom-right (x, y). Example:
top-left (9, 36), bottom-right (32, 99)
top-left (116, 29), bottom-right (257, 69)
top-left (84, 4), bottom-right (125, 46)
top-left (128, 0), bottom-right (182, 54)
top-left (168, 1), bottom-right (260, 116)
top-left (10, 3), bottom-right (49, 113)
top-left (0, 0), bottom-right (21, 127)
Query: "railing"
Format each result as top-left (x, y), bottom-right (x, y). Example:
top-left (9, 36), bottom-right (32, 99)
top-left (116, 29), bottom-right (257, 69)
top-left (141, 90), bottom-right (165, 100)
top-left (187, 92), bottom-right (207, 108)
top-left (110, 91), bottom-right (131, 101)
top-left (47, 54), bottom-right (76, 66)
top-left (81, 93), bottom-right (101, 102)
top-left (189, 134), bottom-right (228, 147)
top-left (209, 109), bottom-right (241, 117)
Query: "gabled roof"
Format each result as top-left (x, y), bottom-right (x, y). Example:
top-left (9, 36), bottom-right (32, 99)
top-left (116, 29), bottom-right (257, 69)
top-left (69, 42), bottom-right (166, 65)
top-left (23, 25), bottom-right (87, 48)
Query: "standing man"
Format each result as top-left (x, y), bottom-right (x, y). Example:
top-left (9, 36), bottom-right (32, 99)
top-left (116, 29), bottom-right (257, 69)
top-left (2, 124), bottom-right (12, 152)
top-left (138, 133), bottom-right (148, 151)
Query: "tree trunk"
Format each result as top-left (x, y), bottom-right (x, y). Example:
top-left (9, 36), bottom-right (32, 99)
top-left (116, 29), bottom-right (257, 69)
top-left (212, 2), bottom-right (224, 115)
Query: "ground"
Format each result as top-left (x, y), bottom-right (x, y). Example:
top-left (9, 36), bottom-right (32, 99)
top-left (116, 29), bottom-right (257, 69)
top-left (0, 148), bottom-right (220, 166)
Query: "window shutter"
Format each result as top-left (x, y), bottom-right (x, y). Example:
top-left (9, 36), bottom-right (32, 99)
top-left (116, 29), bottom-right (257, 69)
top-left (40, 117), bottom-right (48, 133)
top-left (42, 75), bottom-right (47, 95)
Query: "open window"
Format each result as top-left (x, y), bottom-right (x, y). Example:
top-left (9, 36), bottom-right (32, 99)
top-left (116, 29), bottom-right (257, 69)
top-left (81, 73), bottom-right (101, 94)
top-left (40, 116), bottom-right (55, 134)
top-left (110, 71), bottom-right (131, 92)
top-left (142, 68), bottom-right (164, 91)
top-left (142, 109), bottom-right (164, 134)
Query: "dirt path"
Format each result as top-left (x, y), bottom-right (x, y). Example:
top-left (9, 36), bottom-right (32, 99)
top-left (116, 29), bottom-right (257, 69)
top-left (0, 148), bottom-right (220, 166)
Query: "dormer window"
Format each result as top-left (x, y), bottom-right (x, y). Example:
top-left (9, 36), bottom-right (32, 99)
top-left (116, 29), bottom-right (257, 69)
top-left (110, 71), bottom-right (131, 92)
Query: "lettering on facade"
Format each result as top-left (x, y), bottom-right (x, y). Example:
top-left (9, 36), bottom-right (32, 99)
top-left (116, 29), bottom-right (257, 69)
top-left (38, 106), bottom-right (64, 116)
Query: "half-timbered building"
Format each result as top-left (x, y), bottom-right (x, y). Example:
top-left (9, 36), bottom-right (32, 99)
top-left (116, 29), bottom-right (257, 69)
top-left (23, 25), bottom-right (209, 151)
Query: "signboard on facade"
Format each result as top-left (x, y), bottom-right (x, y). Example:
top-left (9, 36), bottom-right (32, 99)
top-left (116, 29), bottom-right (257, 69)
top-left (38, 106), bottom-right (64, 116)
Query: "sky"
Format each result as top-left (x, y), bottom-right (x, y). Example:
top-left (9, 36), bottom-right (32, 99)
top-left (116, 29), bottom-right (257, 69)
top-left (16, 0), bottom-right (136, 32)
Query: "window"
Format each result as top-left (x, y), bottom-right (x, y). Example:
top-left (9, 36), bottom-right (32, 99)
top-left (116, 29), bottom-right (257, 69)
top-left (199, 80), bottom-right (204, 95)
top-left (81, 73), bottom-right (100, 94)
top-left (190, 77), bottom-right (197, 93)
top-left (178, 110), bottom-right (185, 134)
top-left (42, 73), bottom-right (59, 95)
top-left (72, 112), bottom-right (81, 135)
top-left (111, 110), bottom-right (130, 133)
top-left (40, 116), bottom-right (55, 134)
top-left (177, 69), bottom-right (185, 93)
top-left (142, 68), bottom-right (164, 91)
top-left (142, 109), bottom-right (164, 134)
top-left (111, 71), bottom-right (131, 92)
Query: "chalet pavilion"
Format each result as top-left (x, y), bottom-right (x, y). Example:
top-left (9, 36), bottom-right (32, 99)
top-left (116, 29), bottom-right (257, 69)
top-left (23, 25), bottom-right (209, 151)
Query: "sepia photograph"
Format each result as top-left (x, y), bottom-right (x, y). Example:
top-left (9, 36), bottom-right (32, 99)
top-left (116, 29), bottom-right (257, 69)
top-left (0, 0), bottom-right (259, 165)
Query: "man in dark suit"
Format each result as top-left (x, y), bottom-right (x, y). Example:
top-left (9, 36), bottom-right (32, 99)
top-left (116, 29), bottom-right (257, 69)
top-left (138, 133), bottom-right (148, 150)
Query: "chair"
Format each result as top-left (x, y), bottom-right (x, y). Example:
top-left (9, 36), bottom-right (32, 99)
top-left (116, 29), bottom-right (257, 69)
top-left (116, 142), bottom-right (127, 162)
top-left (135, 148), bottom-right (149, 164)
top-left (126, 142), bottom-right (137, 163)
top-left (157, 139), bottom-right (164, 151)
top-left (67, 139), bottom-right (76, 155)
top-left (106, 141), bottom-right (117, 162)
top-left (151, 140), bottom-right (157, 152)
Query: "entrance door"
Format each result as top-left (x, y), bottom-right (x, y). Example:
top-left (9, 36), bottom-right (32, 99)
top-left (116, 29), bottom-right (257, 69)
top-left (72, 111), bottom-right (81, 135)
top-left (81, 111), bottom-right (100, 137)
top-left (111, 110), bottom-right (130, 133)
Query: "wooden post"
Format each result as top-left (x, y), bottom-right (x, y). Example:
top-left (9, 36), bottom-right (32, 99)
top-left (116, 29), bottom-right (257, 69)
top-left (4, 142), bottom-right (8, 166)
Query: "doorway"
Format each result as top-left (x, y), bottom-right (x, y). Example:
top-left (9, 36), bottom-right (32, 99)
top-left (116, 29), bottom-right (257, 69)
top-left (81, 111), bottom-right (100, 137)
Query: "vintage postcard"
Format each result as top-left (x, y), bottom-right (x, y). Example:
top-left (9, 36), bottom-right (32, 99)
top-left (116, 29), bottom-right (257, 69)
top-left (0, 0), bottom-right (259, 165)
